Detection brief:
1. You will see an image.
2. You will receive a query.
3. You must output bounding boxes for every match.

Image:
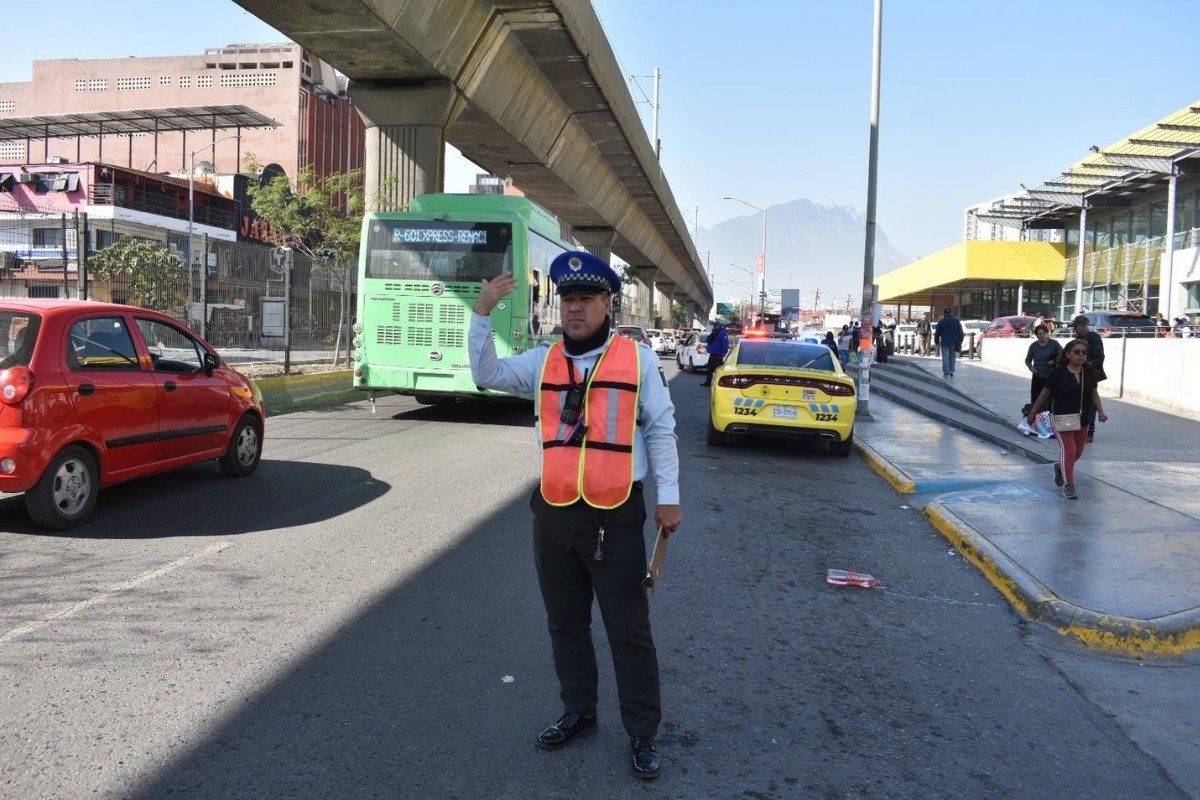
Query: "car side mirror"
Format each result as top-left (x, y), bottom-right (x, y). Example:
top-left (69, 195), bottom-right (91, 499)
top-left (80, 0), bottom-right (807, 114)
top-left (203, 351), bottom-right (220, 375)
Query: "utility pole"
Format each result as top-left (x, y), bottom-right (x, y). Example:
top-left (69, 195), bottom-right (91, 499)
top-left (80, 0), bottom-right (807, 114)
top-left (858, 0), bottom-right (883, 418)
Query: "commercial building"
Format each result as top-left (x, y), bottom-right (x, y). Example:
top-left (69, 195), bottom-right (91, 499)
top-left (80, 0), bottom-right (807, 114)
top-left (0, 43), bottom-right (363, 182)
top-left (880, 98), bottom-right (1200, 323)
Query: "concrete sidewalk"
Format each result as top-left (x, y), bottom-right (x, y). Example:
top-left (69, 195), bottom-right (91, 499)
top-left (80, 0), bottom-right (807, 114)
top-left (853, 354), bottom-right (1200, 657)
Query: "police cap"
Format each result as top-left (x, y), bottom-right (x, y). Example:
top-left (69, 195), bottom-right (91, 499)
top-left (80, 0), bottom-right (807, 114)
top-left (550, 250), bottom-right (621, 295)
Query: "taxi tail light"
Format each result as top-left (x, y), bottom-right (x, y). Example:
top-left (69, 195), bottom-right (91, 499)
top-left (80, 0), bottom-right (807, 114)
top-left (717, 373), bottom-right (855, 396)
top-left (0, 366), bottom-right (34, 405)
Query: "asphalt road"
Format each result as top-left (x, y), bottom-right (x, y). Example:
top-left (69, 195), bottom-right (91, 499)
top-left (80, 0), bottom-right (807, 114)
top-left (0, 359), bottom-right (1196, 800)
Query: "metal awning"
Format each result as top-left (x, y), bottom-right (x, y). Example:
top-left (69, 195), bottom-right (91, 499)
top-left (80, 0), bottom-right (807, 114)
top-left (0, 105), bottom-right (281, 141)
top-left (976, 100), bottom-right (1200, 228)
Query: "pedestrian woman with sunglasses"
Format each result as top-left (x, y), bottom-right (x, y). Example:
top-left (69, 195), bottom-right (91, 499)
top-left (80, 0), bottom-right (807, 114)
top-left (1026, 339), bottom-right (1108, 499)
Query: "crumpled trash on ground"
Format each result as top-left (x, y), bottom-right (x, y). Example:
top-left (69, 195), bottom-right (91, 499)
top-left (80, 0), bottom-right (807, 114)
top-left (1017, 410), bottom-right (1054, 438)
top-left (826, 569), bottom-right (879, 589)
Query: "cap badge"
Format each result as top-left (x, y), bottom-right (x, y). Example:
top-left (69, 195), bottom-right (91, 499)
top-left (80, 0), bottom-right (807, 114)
top-left (568, 256), bottom-right (583, 271)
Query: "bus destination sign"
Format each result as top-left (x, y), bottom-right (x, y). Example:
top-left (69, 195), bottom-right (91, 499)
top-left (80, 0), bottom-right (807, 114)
top-left (393, 227), bottom-right (488, 245)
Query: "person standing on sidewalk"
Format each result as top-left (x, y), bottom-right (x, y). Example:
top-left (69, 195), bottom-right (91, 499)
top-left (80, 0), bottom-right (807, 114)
top-left (701, 320), bottom-right (729, 387)
top-left (1024, 323), bottom-right (1063, 404)
top-left (467, 251), bottom-right (682, 781)
top-left (915, 311), bottom-right (933, 356)
top-left (934, 307), bottom-right (964, 377)
top-left (1026, 338), bottom-right (1108, 499)
top-left (836, 324), bottom-right (852, 366)
top-left (1071, 315), bottom-right (1106, 443)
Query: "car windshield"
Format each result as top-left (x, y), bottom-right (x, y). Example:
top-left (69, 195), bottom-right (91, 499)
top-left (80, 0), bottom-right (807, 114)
top-left (736, 341), bottom-right (834, 371)
top-left (0, 311), bottom-right (42, 369)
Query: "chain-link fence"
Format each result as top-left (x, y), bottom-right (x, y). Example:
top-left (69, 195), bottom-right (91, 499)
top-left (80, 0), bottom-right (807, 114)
top-left (0, 207), bottom-right (354, 374)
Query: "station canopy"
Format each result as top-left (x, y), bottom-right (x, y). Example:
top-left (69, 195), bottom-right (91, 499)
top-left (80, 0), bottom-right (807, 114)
top-left (0, 105), bottom-right (280, 141)
top-left (974, 99), bottom-right (1200, 230)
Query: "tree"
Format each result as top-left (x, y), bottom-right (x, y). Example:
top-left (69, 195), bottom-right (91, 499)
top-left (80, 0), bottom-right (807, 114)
top-left (89, 235), bottom-right (186, 312)
top-left (669, 302), bottom-right (689, 327)
top-left (243, 156), bottom-right (378, 365)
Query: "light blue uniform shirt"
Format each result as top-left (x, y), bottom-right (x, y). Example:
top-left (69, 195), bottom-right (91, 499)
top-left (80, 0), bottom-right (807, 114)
top-left (468, 313), bottom-right (680, 506)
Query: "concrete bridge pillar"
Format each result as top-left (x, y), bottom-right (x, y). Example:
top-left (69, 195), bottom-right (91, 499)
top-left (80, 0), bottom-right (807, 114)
top-left (572, 227), bottom-right (616, 264)
top-left (349, 80), bottom-right (466, 211)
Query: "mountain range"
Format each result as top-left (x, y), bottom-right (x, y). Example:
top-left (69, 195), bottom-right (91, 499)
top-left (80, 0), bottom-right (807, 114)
top-left (694, 198), bottom-right (911, 312)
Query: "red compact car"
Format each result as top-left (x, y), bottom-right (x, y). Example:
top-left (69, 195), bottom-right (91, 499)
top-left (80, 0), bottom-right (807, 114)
top-left (0, 299), bottom-right (265, 529)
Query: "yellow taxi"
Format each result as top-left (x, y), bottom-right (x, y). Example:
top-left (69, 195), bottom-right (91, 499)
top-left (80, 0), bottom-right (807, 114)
top-left (707, 338), bottom-right (857, 455)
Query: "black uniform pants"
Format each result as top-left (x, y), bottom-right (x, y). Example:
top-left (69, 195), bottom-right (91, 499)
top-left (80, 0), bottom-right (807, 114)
top-left (530, 484), bottom-right (660, 738)
top-left (703, 354), bottom-right (724, 384)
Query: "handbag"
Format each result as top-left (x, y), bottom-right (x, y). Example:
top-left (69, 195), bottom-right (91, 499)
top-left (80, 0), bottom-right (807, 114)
top-left (1052, 372), bottom-right (1086, 432)
top-left (1053, 413), bottom-right (1081, 431)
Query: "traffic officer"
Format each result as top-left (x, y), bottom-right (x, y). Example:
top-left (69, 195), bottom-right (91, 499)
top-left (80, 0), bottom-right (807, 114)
top-left (467, 250), bottom-right (682, 781)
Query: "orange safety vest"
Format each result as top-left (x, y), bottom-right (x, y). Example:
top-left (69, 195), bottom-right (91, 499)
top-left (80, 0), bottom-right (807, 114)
top-left (538, 335), bottom-right (641, 509)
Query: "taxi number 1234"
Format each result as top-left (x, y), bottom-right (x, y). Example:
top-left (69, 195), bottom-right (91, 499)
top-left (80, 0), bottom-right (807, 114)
top-left (814, 412), bottom-right (838, 422)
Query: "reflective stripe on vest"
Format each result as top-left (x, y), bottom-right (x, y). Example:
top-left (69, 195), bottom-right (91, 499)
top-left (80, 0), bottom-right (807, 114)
top-left (538, 335), bottom-right (641, 509)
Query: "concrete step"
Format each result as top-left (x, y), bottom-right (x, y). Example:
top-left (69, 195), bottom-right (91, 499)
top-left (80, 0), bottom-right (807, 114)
top-left (869, 362), bottom-right (1008, 425)
top-left (863, 369), bottom-right (1058, 464)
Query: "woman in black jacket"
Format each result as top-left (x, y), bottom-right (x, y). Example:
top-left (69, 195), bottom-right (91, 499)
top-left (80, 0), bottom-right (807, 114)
top-left (1024, 324), bottom-right (1062, 404)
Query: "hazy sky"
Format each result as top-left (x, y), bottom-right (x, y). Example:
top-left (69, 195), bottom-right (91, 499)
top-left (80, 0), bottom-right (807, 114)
top-left (3, 0), bottom-right (1198, 261)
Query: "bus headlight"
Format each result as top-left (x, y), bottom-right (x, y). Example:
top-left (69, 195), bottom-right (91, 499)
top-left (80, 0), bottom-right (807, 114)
top-left (512, 329), bottom-right (522, 339)
top-left (352, 336), bottom-right (362, 348)
top-left (352, 322), bottom-right (363, 334)
top-left (351, 349), bottom-right (361, 361)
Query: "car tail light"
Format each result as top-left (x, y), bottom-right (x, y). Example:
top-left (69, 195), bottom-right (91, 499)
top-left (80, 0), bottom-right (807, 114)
top-left (717, 373), bottom-right (855, 395)
top-left (0, 367), bottom-right (33, 405)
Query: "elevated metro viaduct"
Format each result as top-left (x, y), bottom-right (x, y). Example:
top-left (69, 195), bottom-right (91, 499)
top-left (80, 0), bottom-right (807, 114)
top-left (231, 0), bottom-right (713, 321)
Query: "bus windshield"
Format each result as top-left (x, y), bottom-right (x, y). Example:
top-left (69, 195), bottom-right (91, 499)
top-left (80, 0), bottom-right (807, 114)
top-left (364, 219), bottom-right (513, 281)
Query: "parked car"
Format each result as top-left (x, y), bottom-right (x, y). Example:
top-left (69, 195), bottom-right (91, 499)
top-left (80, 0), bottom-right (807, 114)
top-left (615, 325), bottom-right (650, 345)
top-left (1053, 311), bottom-right (1158, 338)
top-left (961, 318), bottom-right (988, 342)
top-left (0, 299), bottom-right (265, 529)
top-left (645, 328), bottom-right (675, 355)
top-left (707, 339), bottom-right (856, 455)
top-left (676, 331), bottom-right (710, 372)
top-left (976, 315), bottom-right (1037, 356)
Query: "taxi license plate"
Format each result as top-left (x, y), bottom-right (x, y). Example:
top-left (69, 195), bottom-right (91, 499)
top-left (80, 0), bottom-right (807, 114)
top-left (771, 406), bottom-right (798, 420)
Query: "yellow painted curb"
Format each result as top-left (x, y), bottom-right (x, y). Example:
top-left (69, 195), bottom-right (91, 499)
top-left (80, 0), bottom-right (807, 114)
top-left (926, 504), bottom-right (1200, 657)
top-left (854, 439), bottom-right (917, 494)
top-left (251, 371), bottom-right (362, 415)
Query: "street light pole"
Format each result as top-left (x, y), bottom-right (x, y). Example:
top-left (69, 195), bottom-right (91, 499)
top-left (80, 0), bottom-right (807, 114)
top-left (724, 197), bottom-right (768, 323)
top-left (187, 134), bottom-right (240, 310)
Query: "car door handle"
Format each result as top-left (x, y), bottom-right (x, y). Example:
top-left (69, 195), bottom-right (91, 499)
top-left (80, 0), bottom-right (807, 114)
top-left (78, 384), bottom-right (95, 396)
top-left (163, 381), bottom-right (177, 392)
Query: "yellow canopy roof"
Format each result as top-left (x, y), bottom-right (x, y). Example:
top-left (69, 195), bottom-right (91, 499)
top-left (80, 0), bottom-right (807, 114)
top-left (877, 240), bottom-right (1066, 305)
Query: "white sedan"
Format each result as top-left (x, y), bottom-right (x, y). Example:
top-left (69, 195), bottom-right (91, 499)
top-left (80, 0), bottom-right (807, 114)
top-left (646, 328), bottom-right (675, 355)
top-left (676, 331), bottom-right (710, 372)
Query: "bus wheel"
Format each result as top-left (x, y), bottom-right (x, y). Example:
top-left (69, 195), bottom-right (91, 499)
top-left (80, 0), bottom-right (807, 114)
top-left (415, 394), bottom-right (455, 406)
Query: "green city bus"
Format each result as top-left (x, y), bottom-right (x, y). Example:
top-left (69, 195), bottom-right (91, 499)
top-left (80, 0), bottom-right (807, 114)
top-left (351, 193), bottom-right (572, 404)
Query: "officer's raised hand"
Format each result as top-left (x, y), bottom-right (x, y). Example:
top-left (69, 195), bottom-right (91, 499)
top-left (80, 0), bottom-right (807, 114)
top-left (474, 272), bottom-right (516, 316)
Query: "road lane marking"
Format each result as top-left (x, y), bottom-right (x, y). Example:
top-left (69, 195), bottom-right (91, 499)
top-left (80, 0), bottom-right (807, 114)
top-left (0, 542), bottom-right (231, 646)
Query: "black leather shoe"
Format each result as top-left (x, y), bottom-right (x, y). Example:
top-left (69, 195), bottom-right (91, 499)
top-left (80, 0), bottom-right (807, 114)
top-left (536, 712), bottom-right (596, 750)
top-left (630, 737), bottom-right (661, 780)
